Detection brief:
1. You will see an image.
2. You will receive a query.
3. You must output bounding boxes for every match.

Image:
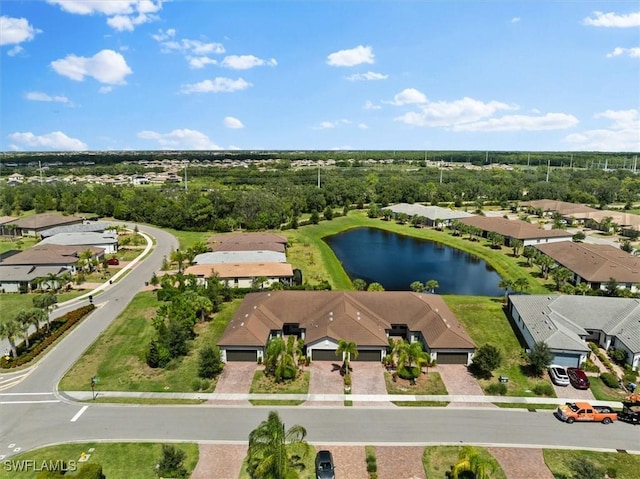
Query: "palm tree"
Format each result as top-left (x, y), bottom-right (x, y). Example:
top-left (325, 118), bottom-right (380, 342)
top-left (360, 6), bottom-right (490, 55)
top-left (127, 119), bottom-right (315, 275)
top-left (498, 278), bottom-right (513, 301)
top-left (246, 411), bottom-right (311, 479)
top-left (264, 337), bottom-right (297, 381)
top-left (78, 249), bottom-right (94, 272)
top-left (513, 277), bottom-right (529, 293)
top-left (522, 246), bottom-right (537, 266)
top-left (551, 267), bottom-right (572, 290)
top-left (335, 339), bottom-right (358, 376)
top-left (450, 446), bottom-right (494, 479)
top-left (264, 337), bottom-right (286, 377)
top-left (394, 340), bottom-right (429, 379)
top-left (32, 292), bottom-right (57, 333)
top-left (535, 254), bottom-right (554, 279)
top-left (410, 281), bottom-right (425, 293)
top-left (44, 272), bottom-right (61, 292)
top-left (352, 278), bottom-right (367, 291)
top-left (0, 318), bottom-right (21, 358)
top-left (15, 309), bottom-right (44, 348)
top-left (510, 239), bottom-right (523, 257)
top-left (425, 279), bottom-right (439, 293)
top-left (574, 282), bottom-right (592, 296)
top-left (170, 249), bottom-right (188, 273)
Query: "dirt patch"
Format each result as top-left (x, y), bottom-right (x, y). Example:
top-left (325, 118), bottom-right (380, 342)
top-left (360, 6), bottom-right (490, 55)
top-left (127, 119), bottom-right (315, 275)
top-left (488, 447), bottom-right (554, 479)
top-left (376, 446), bottom-right (426, 479)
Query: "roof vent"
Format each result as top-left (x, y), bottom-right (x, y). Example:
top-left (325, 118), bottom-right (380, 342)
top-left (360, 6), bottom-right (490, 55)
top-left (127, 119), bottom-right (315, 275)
top-left (245, 313), bottom-right (249, 318)
top-left (240, 322), bottom-right (244, 327)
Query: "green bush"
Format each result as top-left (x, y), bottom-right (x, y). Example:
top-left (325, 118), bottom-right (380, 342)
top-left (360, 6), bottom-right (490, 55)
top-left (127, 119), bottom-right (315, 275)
top-left (75, 463), bottom-right (106, 479)
top-left (157, 445), bottom-right (187, 478)
top-left (581, 359), bottom-right (600, 373)
top-left (600, 372), bottom-right (620, 389)
top-left (623, 366), bottom-right (638, 383)
top-left (198, 345), bottom-right (224, 379)
top-left (397, 366), bottom-right (421, 380)
top-left (532, 382), bottom-right (555, 397)
top-left (486, 382), bottom-right (507, 396)
top-left (608, 347), bottom-right (628, 365)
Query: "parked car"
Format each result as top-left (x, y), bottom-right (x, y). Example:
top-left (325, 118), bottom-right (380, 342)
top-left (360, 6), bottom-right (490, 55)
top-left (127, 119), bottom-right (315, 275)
top-left (107, 258), bottom-right (120, 266)
top-left (566, 367), bottom-right (590, 389)
top-left (315, 450), bottom-right (335, 479)
top-left (548, 365), bottom-right (570, 386)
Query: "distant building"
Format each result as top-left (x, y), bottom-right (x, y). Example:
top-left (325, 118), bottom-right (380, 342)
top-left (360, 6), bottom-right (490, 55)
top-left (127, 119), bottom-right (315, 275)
top-left (458, 216), bottom-right (573, 246)
top-left (6, 214), bottom-right (84, 238)
top-left (387, 203), bottom-right (474, 227)
top-left (38, 231), bottom-right (119, 254)
top-left (184, 262), bottom-right (294, 289)
top-left (0, 244), bottom-right (104, 273)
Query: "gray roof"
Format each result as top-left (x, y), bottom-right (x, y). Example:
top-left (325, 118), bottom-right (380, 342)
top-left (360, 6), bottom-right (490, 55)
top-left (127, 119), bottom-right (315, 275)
top-left (40, 222), bottom-right (112, 238)
top-left (194, 250), bottom-right (287, 265)
top-left (388, 203), bottom-right (474, 221)
top-left (0, 265), bottom-right (67, 282)
top-left (509, 294), bottom-right (640, 354)
top-left (38, 231), bottom-right (118, 247)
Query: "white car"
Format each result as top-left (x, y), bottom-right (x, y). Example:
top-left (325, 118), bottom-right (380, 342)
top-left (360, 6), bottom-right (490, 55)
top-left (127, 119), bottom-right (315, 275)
top-left (548, 365), bottom-right (570, 386)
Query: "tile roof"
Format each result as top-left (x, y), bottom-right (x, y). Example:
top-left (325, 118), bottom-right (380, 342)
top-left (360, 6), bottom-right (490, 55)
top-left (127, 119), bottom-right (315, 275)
top-left (535, 242), bottom-right (640, 283)
top-left (184, 262), bottom-right (294, 279)
top-left (38, 231), bottom-right (118, 247)
top-left (8, 214), bottom-right (84, 230)
top-left (459, 216), bottom-right (573, 240)
top-left (0, 216), bottom-right (18, 226)
top-left (0, 265), bottom-right (68, 282)
top-left (194, 251), bottom-right (287, 264)
top-left (520, 200), bottom-right (599, 216)
top-left (208, 232), bottom-right (288, 246)
top-left (387, 203), bottom-right (474, 221)
top-left (208, 241), bottom-right (286, 253)
top-left (0, 244), bottom-right (104, 266)
top-left (218, 291), bottom-right (475, 351)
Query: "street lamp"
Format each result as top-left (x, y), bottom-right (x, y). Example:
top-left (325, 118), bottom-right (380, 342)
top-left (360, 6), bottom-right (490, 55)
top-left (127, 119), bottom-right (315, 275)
top-left (91, 376), bottom-right (97, 400)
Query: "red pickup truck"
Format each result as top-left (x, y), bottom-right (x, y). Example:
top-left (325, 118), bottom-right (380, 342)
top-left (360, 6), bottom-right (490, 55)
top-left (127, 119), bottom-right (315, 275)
top-left (555, 402), bottom-right (617, 424)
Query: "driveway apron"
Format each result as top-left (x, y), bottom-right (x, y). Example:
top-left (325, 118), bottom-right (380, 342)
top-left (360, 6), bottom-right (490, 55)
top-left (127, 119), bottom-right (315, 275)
top-left (488, 447), bottom-right (555, 479)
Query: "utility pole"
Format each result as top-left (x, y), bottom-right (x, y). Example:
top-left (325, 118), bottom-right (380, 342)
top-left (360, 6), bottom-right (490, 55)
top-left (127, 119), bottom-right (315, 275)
top-left (184, 166), bottom-right (188, 192)
top-left (546, 160), bottom-right (551, 182)
top-left (317, 163), bottom-right (320, 188)
top-left (527, 153), bottom-right (530, 167)
top-left (439, 160), bottom-right (443, 184)
top-left (634, 155), bottom-right (638, 174)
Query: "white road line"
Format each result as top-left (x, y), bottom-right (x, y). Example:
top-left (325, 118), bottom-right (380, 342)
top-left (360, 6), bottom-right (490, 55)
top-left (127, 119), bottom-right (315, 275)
top-left (70, 405), bottom-right (89, 422)
top-left (0, 400), bottom-right (60, 405)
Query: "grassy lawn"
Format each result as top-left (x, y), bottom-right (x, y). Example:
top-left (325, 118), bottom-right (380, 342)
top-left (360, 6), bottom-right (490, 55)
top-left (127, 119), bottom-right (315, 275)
top-left (0, 236), bottom-right (38, 255)
top-left (163, 228), bottom-right (211, 250)
top-left (543, 449), bottom-right (640, 479)
top-left (0, 442), bottom-right (198, 479)
top-left (443, 295), bottom-right (556, 398)
top-left (59, 293), bottom-right (241, 393)
top-left (115, 247), bottom-right (147, 261)
top-left (590, 376), bottom-right (629, 401)
top-left (283, 210), bottom-right (550, 293)
top-left (423, 446), bottom-right (507, 479)
top-left (238, 443), bottom-right (316, 479)
top-left (0, 290), bottom-right (87, 321)
top-left (385, 371), bottom-right (448, 395)
top-left (495, 403), bottom-right (558, 409)
top-left (249, 370), bottom-right (310, 394)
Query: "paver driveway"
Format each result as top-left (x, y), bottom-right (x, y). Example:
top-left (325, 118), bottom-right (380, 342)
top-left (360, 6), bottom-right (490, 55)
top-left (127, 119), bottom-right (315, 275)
top-left (376, 446), bottom-right (426, 479)
top-left (436, 364), bottom-right (497, 408)
top-left (211, 362), bottom-right (258, 404)
top-left (488, 447), bottom-right (555, 479)
top-left (306, 361), bottom-right (344, 406)
top-left (191, 443), bottom-right (247, 479)
top-left (351, 362), bottom-right (389, 407)
top-left (315, 445), bottom-right (368, 479)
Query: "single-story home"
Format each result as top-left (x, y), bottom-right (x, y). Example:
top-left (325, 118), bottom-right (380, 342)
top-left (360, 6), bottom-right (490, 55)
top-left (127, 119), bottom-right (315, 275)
top-left (208, 241), bottom-right (286, 253)
top-left (508, 294), bottom-right (640, 370)
top-left (37, 231), bottom-right (119, 254)
top-left (208, 232), bottom-right (288, 250)
top-left (458, 216), bottom-right (573, 246)
top-left (0, 217), bottom-right (18, 236)
top-left (5, 214), bottom-right (84, 237)
top-left (40, 221), bottom-right (113, 238)
top-left (184, 262), bottom-right (294, 288)
top-left (534, 242), bottom-right (640, 292)
top-left (0, 265), bottom-right (68, 293)
top-left (520, 200), bottom-right (599, 218)
top-left (194, 250), bottom-right (287, 265)
top-left (218, 291), bottom-right (476, 364)
top-left (0, 244), bottom-right (105, 274)
top-left (387, 203), bottom-right (474, 227)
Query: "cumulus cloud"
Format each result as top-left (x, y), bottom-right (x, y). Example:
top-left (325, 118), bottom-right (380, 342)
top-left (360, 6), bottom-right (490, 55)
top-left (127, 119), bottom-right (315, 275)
top-left (224, 116), bottom-right (244, 129)
top-left (510, 17), bottom-right (521, 23)
top-left (386, 88), bottom-right (428, 106)
top-left (137, 128), bottom-right (221, 149)
top-left (345, 71), bottom-right (388, 81)
top-left (8, 131), bottom-right (87, 151)
top-left (47, 0), bottom-right (162, 31)
top-left (25, 91), bottom-right (70, 103)
top-left (583, 11), bottom-right (640, 28)
top-left (221, 55), bottom-right (277, 70)
top-left (152, 28), bottom-right (225, 68)
top-left (51, 49), bottom-right (132, 85)
top-left (565, 109), bottom-right (639, 151)
top-left (453, 112), bottom-right (579, 132)
top-left (188, 56), bottom-right (217, 69)
top-left (327, 45), bottom-right (374, 67)
top-left (0, 16), bottom-right (41, 47)
top-left (606, 47), bottom-right (640, 58)
top-left (180, 77), bottom-right (252, 94)
top-left (313, 119), bottom-right (353, 130)
top-left (363, 100), bottom-right (381, 110)
top-left (358, 123), bottom-right (368, 129)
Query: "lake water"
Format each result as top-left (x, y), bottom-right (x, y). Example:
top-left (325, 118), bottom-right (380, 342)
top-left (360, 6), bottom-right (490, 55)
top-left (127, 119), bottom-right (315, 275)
top-left (324, 227), bottom-right (503, 296)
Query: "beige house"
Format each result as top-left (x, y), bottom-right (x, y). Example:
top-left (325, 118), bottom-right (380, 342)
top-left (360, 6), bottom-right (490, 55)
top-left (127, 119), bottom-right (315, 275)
top-left (184, 262), bottom-right (294, 288)
top-left (459, 216), bottom-right (573, 246)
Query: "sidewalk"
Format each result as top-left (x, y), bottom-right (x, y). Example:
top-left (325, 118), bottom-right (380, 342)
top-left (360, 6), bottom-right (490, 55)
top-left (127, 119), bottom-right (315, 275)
top-left (59, 390), bottom-right (624, 408)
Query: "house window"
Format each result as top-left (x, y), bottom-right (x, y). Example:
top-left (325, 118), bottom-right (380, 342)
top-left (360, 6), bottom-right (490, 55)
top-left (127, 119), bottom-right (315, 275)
top-left (234, 278), bottom-right (239, 285)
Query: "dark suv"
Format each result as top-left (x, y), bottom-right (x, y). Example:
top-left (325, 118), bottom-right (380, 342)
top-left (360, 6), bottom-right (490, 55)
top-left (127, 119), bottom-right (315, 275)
top-left (567, 367), bottom-right (590, 389)
top-left (315, 450), bottom-right (335, 479)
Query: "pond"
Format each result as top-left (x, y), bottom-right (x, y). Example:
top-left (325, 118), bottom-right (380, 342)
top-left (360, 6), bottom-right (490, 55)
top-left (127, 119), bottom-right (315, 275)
top-left (324, 227), bottom-right (503, 296)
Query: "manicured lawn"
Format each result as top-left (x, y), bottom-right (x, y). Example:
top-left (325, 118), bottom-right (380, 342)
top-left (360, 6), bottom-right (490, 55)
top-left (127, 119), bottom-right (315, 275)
top-left (443, 295), bottom-right (557, 397)
top-left (249, 370), bottom-right (310, 394)
top-left (543, 449), bottom-right (640, 479)
top-left (0, 236), bottom-right (37, 255)
top-left (0, 442), bottom-right (198, 479)
top-left (59, 293), bottom-right (241, 393)
top-left (590, 376), bottom-right (629, 401)
top-left (495, 403), bottom-right (558, 409)
top-left (423, 446), bottom-right (507, 479)
top-left (384, 371), bottom-right (448, 395)
top-left (115, 246), bottom-right (146, 261)
top-left (163, 228), bottom-right (211, 250)
top-left (0, 290), bottom-right (86, 321)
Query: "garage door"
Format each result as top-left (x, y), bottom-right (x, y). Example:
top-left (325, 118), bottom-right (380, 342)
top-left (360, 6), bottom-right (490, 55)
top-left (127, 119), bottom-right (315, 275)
top-left (436, 352), bottom-right (469, 364)
top-left (354, 350), bottom-right (381, 362)
top-left (311, 349), bottom-right (338, 361)
top-left (552, 353), bottom-right (581, 368)
top-left (226, 349), bottom-right (257, 362)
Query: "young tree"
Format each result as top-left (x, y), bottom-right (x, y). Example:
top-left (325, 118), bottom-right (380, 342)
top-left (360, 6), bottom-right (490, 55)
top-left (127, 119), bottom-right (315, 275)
top-left (352, 278), bottom-right (367, 291)
top-left (513, 277), bottom-right (530, 293)
top-left (620, 240), bottom-right (634, 253)
top-left (367, 282), bottom-right (385, 291)
top-left (498, 278), bottom-right (513, 302)
top-left (450, 446), bottom-right (494, 479)
top-left (551, 267), bottom-right (572, 290)
top-left (470, 344), bottom-right (502, 379)
top-left (0, 318), bottom-right (21, 358)
top-left (528, 341), bottom-right (553, 376)
top-left (336, 339), bottom-right (358, 376)
top-left (572, 231), bottom-right (586, 242)
top-left (574, 282), bottom-right (592, 296)
top-left (309, 209), bottom-right (320, 224)
top-left (393, 340), bottom-right (430, 379)
top-left (510, 239), bottom-right (523, 257)
top-left (522, 246), bottom-right (537, 266)
top-left (198, 345), bottom-right (224, 379)
top-left (33, 292), bottom-right (57, 333)
top-left (425, 279), bottom-right (439, 293)
top-left (246, 411), bottom-right (310, 479)
top-left (410, 281), bottom-right (425, 293)
top-left (156, 444), bottom-right (187, 479)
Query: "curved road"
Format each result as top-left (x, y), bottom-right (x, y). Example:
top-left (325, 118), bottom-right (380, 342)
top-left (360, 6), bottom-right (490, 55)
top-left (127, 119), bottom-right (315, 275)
top-left (1, 225), bottom-right (638, 460)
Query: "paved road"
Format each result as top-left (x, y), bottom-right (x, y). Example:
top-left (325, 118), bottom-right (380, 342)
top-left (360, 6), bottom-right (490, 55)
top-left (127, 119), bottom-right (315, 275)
top-left (1, 225), bottom-right (639, 460)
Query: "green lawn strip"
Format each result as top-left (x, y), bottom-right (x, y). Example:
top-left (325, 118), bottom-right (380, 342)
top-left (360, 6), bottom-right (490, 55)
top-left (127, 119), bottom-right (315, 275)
top-left (393, 401), bottom-right (449, 407)
top-left (443, 295), bottom-right (556, 398)
top-left (0, 290), bottom-right (87, 321)
top-left (589, 376), bottom-right (629, 402)
top-left (543, 449), bottom-right (640, 479)
top-left (115, 246), bottom-right (147, 261)
top-left (249, 399), bottom-right (305, 406)
top-left (249, 370), bottom-right (310, 395)
top-left (494, 403), bottom-right (558, 409)
top-left (237, 442), bottom-right (316, 479)
top-left (0, 442), bottom-right (198, 479)
top-left (162, 228), bottom-right (211, 250)
top-left (0, 236), bottom-right (38, 255)
top-left (59, 294), bottom-right (241, 393)
top-left (84, 397), bottom-right (205, 405)
top-left (384, 371), bottom-right (448, 395)
top-left (422, 446), bottom-right (507, 479)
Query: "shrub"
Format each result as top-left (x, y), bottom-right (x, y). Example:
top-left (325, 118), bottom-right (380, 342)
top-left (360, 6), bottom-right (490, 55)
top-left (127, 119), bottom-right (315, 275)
top-left (157, 445), bottom-right (187, 479)
top-left (198, 345), bottom-right (224, 379)
top-left (397, 366), bottom-right (421, 380)
top-left (608, 347), bottom-right (628, 365)
top-left (75, 463), bottom-right (106, 479)
top-left (581, 359), bottom-right (600, 373)
top-left (470, 344), bottom-right (502, 379)
top-left (623, 366), bottom-right (638, 384)
top-left (486, 382), bottom-right (507, 396)
top-left (600, 372), bottom-right (620, 389)
top-left (343, 374), bottom-right (352, 387)
top-left (366, 452), bottom-right (377, 473)
top-left (532, 382), bottom-right (555, 397)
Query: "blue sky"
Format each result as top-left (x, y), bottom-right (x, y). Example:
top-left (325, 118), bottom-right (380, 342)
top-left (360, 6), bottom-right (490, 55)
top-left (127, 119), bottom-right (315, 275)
top-left (1, 1), bottom-right (639, 152)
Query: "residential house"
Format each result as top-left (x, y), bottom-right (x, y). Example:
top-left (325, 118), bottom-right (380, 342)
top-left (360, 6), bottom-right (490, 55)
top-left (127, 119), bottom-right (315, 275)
top-left (208, 232), bottom-right (288, 250)
top-left (40, 222), bottom-right (112, 238)
top-left (38, 231), bottom-right (119, 254)
top-left (193, 250), bottom-right (287, 265)
top-left (0, 244), bottom-right (105, 274)
top-left (0, 265), bottom-right (68, 293)
top-left (6, 214), bottom-right (84, 237)
top-left (184, 262), bottom-right (294, 289)
top-left (458, 216), bottom-right (573, 246)
top-left (387, 203), bottom-right (474, 227)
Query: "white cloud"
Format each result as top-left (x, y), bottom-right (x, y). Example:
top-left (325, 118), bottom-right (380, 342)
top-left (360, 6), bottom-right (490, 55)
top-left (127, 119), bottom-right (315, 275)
top-left (510, 17), bottom-right (521, 23)
top-left (25, 91), bottom-right (70, 103)
top-left (137, 128), bottom-right (221, 149)
top-left (224, 116), bottom-right (244, 129)
top-left (180, 77), bottom-right (252, 94)
top-left (327, 45), bottom-right (374, 67)
top-left (188, 56), bottom-right (217, 69)
top-left (152, 29), bottom-right (225, 67)
top-left (313, 119), bottom-right (352, 130)
top-left (358, 123), bottom-right (368, 129)
top-left (99, 86), bottom-right (113, 94)
top-left (221, 55), bottom-right (277, 70)
top-left (47, 0), bottom-right (162, 31)
top-left (386, 88), bottom-right (428, 106)
top-left (51, 49), bottom-right (132, 85)
top-left (0, 16), bottom-right (41, 47)
top-left (453, 112), bottom-right (579, 132)
top-left (363, 100), bottom-right (381, 110)
top-left (565, 109), bottom-right (639, 151)
top-left (345, 71), bottom-right (388, 81)
top-left (7, 45), bottom-right (24, 57)
top-left (395, 96), bottom-right (516, 127)
top-left (583, 11), bottom-right (640, 28)
top-left (8, 131), bottom-right (87, 150)
top-left (606, 47), bottom-right (640, 58)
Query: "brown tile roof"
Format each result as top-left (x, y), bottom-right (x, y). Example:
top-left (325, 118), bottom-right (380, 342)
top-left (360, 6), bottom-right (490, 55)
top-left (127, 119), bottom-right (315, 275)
top-left (520, 200), bottom-right (599, 216)
top-left (9, 214), bottom-right (84, 230)
top-left (0, 244), bottom-right (104, 266)
top-left (184, 262), bottom-right (293, 279)
top-left (208, 232), bottom-right (288, 246)
top-left (0, 216), bottom-right (18, 225)
top-left (209, 241), bottom-right (286, 253)
top-left (459, 216), bottom-right (573, 240)
top-left (535, 242), bottom-right (640, 283)
top-left (218, 291), bottom-right (475, 351)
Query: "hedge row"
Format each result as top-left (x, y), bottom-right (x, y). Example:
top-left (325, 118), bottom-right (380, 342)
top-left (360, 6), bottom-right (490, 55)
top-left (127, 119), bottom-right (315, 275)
top-left (1, 304), bottom-right (96, 368)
